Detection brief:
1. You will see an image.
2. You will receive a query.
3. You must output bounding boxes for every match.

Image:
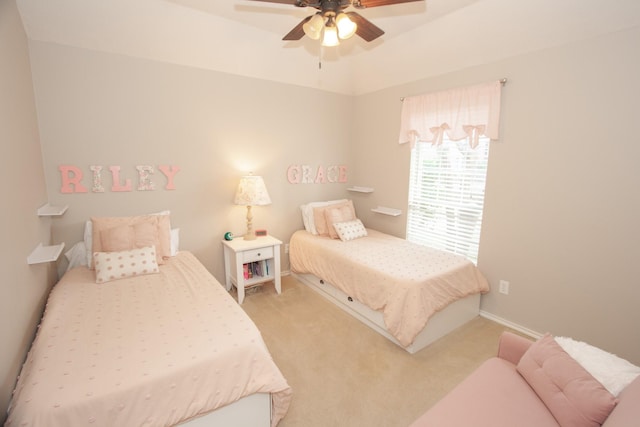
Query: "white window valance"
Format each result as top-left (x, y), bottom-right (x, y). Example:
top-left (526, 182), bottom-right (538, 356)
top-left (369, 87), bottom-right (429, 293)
top-left (398, 80), bottom-right (502, 149)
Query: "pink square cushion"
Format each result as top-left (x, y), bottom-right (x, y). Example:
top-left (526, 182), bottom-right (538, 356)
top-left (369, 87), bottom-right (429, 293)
top-left (325, 204), bottom-right (356, 239)
top-left (100, 221), bottom-right (162, 264)
top-left (517, 333), bottom-right (617, 427)
top-left (313, 200), bottom-right (355, 237)
top-left (100, 224), bottom-right (135, 251)
top-left (91, 214), bottom-right (171, 267)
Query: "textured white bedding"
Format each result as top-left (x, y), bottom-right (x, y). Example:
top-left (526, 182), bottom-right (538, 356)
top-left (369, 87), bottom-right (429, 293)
top-left (6, 251), bottom-right (291, 427)
top-left (290, 229), bottom-right (490, 347)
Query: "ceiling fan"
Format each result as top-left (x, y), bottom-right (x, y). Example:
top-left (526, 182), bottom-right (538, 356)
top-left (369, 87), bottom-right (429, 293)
top-left (248, 0), bottom-right (424, 46)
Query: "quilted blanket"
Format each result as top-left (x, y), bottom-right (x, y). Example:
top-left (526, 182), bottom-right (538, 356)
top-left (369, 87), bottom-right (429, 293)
top-left (290, 229), bottom-right (489, 347)
top-left (7, 251), bottom-right (291, 427)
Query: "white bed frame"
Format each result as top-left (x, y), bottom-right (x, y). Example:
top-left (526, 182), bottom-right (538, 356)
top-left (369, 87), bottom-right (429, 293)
top-left (179, 393), bottom-right (271, 427)
top-left (293, 272), bottom-right (481, 354)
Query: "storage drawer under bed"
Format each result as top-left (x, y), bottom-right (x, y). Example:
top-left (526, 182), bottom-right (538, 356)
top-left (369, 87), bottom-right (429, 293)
top-left (308, 275), bottom-right (387, 326)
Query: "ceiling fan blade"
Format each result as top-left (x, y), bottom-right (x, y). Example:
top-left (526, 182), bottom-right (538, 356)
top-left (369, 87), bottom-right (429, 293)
top-left (355, 0), bottom-right (423, 8)
top-left (283, 16), bottom-right (312, 40)
top-left (249, 0), bottom-right (300, 6)
top-left (346, 11), bottom-right (385, 42)
top-left (249, 0), bottom-right (321, 8)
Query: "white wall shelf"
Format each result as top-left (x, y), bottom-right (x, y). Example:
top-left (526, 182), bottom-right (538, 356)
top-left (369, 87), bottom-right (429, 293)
top-left (28, 242), bottom-right (65, 265)
top-left (371, 206), bottom-right (402, 216)
top-left (30, 203), bottom-right (68, 264)
top-left (37, 203), bottom-right (68, 216)
top-left (347, 186), bottom-right (374, 193)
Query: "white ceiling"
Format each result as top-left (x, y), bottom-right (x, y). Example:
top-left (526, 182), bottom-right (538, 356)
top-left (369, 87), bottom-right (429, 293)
top-left (16, 0), bottom-right (640, 95)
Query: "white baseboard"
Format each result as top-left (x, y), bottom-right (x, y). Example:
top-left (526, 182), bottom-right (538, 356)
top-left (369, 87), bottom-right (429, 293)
top-left (479, 311), bottom-right (543, 339)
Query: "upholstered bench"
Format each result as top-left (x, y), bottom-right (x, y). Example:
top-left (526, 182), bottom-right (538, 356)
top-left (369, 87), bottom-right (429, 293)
top-left (410, 332), bottom-right (640, 427)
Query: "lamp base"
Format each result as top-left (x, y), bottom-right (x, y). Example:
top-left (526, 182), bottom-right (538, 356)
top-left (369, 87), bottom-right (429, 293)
top-left (243, 205), bottom-right (257, 240)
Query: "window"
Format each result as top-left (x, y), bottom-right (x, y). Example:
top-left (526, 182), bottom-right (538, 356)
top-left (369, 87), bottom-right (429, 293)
top-left (406, 136), bottom-right (490, 264)
top-left (399, 80), bottom-right (503, 263)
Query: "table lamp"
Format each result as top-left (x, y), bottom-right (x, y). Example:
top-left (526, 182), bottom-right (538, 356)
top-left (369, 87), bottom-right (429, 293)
top-left (234, 174), bottom-right (271, 240)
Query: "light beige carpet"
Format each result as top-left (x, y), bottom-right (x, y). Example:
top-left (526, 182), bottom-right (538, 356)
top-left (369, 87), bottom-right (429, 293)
top-left (239, 275), bottom-right (517, 427)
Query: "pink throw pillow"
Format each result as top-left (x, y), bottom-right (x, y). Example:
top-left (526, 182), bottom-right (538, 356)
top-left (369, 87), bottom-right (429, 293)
top-left (313, 200), bottom-right (355, 237)
top-left (100, 224), bottom-right (134, 252)
top-left (132, 221), bottom-right (159, 248)
top-left (100, 222), bottom-right (161, 262)
top-left (325, 204), bottom-right (356, 239)
top-left (516, 334), bottom-right (617, 427)
top-left (91, 214), bottom-right (171, 266)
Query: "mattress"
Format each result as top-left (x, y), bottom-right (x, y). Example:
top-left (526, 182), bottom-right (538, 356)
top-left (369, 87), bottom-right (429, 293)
top-left (6, 251), bottom-right (291, 427)
top-left (290, 229), bottom-right (490, 347)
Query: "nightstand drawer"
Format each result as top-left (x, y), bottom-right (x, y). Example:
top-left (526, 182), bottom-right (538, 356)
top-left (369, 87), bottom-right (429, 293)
top-left (242, 246), bottom-right (274, 263)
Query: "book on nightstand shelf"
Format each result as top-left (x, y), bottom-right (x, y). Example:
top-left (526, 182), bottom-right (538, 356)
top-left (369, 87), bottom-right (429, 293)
top-left (243, 261), bottom-right (268, 280)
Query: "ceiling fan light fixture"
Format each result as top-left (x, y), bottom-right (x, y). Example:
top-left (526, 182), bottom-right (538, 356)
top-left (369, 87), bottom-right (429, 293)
top-left (258, 0), bottom-right (407, 45)
top-left (321, 16), bottom-right (340, 47)
top-left (303, 13), bottom-right (324, 40)
top-left (303, 25), bottom-right (321, 40)
top-left (321, 25), bottom-right (340, 46)
top-left (336, 13), bottom-right (357, 40)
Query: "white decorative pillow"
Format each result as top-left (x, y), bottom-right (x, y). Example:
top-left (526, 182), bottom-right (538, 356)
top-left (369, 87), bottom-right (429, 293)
top-left (170, 228), bottom-right (180, 256)
top-left (84, 219), bottom-right (93, 267)
top-left (64, 241), bottom-right (89, 271)
top-left (555, 336), bottom-right (640, 397)
top-left (94, 246), bottom-right (160, 284)
top-left (333, 219), bottom-right (368, 241)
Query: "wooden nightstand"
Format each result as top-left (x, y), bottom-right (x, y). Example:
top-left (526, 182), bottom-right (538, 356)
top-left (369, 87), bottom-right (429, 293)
top-left (222, 235), bottom-right (282, 304)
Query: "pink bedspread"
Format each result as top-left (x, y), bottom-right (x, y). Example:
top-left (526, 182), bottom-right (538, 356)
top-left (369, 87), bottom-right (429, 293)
top-left (6, 251), bottom-right (291, 427)
top-left (290, 229), bottom-right (490, 347)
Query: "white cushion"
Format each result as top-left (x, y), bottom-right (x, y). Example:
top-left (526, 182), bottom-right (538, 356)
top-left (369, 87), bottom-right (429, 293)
top-left (555, 336), bottom-right (640, 396)
top-left (64, 241), bottom-right (88, 271)
top-left (170, 228), bottom-right (180, 256)
top-left (333, 219), bottom-right (368, 241)
top-left (94, 246), bottom-right (159, 284)
top-left (84, 219), bottom-right (93, 267)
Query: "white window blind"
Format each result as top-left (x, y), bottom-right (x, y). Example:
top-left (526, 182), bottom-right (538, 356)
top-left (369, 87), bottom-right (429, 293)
top-left (407, 136), bottom-right (490, 264)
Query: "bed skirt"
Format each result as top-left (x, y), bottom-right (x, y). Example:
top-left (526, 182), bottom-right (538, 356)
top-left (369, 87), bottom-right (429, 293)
top-left (178, 393), bottom-right (271, 427)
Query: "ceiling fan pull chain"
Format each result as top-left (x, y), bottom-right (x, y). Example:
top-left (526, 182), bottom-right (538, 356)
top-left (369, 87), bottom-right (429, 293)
top-left (319, 45), bottom-right (323, 70)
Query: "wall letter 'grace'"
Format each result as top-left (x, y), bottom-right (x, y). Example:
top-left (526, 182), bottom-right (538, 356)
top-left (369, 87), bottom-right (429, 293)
top-left (286, 165), bottom-right (347, 184)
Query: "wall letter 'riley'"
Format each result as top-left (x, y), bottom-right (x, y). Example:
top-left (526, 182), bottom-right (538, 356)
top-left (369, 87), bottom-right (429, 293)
top-left (59, 165), bottom-right (181, 193)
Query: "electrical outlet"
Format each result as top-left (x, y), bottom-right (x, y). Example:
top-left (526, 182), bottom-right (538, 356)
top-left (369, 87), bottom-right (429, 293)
top-left (499, 280), bottom-right (510, 295)
top-left (284, 244), bottom-right (289, 254)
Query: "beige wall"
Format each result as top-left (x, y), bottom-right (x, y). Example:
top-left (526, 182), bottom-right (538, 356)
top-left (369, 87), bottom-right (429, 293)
top-left (352, 26), bottom-right (640, 363)
top-left (0, 0), bottom-right (56, 421)
top-left (4, 9), bottom-right (639, 419)
top-left (28, 41), bottom-right (354, 282)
